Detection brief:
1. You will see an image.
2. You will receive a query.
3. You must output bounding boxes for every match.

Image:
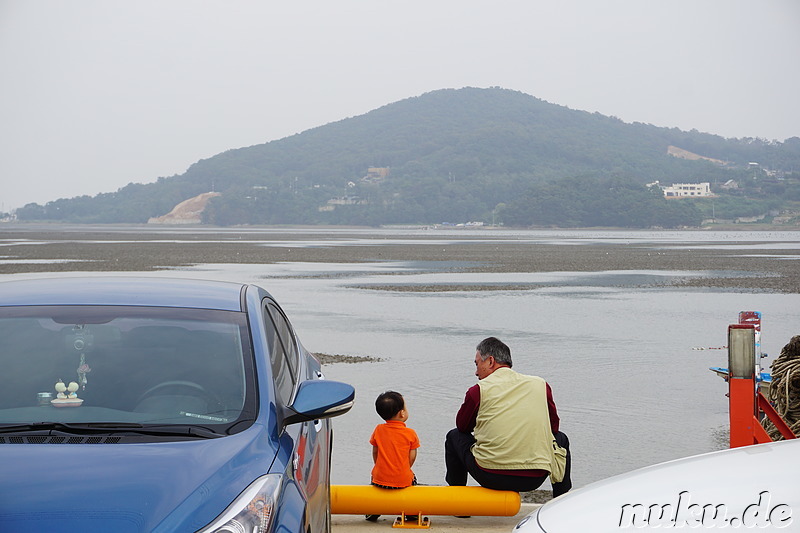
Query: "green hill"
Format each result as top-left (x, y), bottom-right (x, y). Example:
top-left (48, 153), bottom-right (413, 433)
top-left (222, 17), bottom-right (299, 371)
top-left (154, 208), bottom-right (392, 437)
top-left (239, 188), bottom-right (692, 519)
top-left (16, 87), bottom-right (800, 227)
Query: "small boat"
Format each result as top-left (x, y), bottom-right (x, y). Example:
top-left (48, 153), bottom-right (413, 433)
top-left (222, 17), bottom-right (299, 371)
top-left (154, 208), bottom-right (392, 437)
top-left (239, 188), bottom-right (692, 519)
top-left (709, 366), bottom-right (771, 396)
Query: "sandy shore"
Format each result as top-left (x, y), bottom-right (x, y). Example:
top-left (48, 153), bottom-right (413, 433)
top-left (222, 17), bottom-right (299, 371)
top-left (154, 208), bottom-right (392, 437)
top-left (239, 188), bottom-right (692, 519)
top-left (1, 225), bottom-right (799, 293)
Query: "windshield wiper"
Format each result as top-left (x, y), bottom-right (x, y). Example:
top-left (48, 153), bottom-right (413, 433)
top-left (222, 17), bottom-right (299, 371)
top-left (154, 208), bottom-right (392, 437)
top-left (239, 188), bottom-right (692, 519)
top-left (0, 422), bottom-right (223, 439)
top-left (117, 423), bottom-right (224, 439)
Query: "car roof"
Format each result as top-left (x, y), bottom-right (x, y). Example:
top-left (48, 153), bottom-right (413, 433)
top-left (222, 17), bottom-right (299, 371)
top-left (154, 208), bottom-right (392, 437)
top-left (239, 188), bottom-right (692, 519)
top-left (0, 277), bottom-right (246, 311)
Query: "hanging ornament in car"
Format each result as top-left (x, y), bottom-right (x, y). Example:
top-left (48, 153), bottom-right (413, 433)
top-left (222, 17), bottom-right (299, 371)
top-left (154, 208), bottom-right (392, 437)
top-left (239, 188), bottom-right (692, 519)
top-left (77, 353), bottom-right (91, 390)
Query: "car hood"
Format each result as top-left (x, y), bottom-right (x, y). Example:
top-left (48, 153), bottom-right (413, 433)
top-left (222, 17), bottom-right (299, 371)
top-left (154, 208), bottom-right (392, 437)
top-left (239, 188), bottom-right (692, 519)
top-left (0, 425), bottom-right (277, 533)
top-left (535, 439), bottom-right (800, 532)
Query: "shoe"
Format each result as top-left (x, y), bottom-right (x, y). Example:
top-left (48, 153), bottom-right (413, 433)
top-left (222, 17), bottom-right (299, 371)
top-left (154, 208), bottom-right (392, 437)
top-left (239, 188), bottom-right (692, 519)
top-left (365, 515), bottom-right (380, 522)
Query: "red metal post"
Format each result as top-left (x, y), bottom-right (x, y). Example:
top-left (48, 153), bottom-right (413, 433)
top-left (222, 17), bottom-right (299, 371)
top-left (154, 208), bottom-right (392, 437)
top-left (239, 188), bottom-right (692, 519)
top-left (728, 325), bottom-right (757, 448)
top-left (728, 374), bottom-right (758, 447)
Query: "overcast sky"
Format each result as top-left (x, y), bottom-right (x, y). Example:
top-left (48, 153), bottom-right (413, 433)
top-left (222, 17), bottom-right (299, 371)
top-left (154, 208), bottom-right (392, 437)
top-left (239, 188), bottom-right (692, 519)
top-left (1, 1), bottom-right (798, 212)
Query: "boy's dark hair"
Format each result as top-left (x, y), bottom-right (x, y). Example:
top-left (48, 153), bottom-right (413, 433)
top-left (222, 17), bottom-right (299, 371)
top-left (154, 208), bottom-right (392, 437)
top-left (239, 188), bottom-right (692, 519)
top-left (375, 390), bottom-right (405, 421)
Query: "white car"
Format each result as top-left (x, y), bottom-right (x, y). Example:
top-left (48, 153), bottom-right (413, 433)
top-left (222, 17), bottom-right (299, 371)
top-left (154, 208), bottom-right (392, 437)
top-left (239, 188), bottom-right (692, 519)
top-left (514, 439), bottom-right (800, 532)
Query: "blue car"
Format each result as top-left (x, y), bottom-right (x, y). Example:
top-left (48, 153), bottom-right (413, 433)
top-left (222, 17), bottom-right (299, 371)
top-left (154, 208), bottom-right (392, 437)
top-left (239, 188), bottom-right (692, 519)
top-left (0, 277), bottom-right (355, 532)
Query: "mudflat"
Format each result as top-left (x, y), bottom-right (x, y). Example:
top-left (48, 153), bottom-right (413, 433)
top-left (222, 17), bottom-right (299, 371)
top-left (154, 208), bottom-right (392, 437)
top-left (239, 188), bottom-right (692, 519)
top-left (1, 225), bottom-right (799, 293)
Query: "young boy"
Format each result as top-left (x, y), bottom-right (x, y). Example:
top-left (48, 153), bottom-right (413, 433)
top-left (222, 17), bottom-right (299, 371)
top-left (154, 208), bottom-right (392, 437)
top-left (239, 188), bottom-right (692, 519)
top-left (366, 391), bottom-right (420, 521)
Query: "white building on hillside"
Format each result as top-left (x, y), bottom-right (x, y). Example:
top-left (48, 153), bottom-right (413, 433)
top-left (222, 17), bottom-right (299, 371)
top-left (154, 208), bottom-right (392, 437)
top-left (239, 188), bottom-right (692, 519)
top-left (662, 182), bottom-right (713, 198)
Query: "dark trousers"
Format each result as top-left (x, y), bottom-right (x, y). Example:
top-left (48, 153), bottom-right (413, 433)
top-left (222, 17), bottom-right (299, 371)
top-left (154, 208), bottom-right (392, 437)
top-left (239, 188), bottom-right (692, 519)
top-left (444, 428), bottom-right (572, 497)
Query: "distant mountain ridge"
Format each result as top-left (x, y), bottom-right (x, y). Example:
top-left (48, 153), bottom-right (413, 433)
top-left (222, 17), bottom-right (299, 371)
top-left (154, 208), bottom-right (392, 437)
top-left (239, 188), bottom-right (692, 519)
top-left (15, 87), bottom-right (800, 226)
top-left (182, 88), bottom-right (724, 187)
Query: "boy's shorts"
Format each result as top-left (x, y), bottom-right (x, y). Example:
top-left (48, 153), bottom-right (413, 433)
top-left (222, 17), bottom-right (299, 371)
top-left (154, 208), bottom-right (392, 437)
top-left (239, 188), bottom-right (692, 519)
top-left (371, 475), bottom-right (418, 489)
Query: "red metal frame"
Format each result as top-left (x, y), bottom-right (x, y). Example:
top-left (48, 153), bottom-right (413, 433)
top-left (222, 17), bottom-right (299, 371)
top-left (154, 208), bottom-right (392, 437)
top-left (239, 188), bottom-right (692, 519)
top-left (731, 389), bottom-right (795, 447)
top-left (757, 391), bottom-right (796, 441)
top-left (728, 323), bottom-right (796, 447)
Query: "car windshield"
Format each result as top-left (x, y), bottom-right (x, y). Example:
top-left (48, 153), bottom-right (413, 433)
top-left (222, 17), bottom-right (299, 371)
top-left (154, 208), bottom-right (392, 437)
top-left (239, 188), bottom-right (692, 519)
top-left (0, 306), bottom-right (256, 436)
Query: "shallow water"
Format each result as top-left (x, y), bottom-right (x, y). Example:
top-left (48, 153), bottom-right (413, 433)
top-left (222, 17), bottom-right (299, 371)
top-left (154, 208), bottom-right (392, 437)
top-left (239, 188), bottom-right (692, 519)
top-left (3, 227), bottom-right (800, 490)
top-left (272, 269), bottom-right (800, 489)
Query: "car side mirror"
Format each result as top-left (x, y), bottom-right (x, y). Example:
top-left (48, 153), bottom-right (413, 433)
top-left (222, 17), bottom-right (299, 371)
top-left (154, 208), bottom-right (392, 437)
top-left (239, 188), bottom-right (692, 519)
top-left (282, 380), bottom-right (355, 427)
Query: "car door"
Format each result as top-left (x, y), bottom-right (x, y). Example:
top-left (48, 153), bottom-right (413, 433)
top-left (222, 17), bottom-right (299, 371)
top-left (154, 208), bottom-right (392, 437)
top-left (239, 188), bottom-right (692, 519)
top-left (263, 299), bottom-right (330, 532)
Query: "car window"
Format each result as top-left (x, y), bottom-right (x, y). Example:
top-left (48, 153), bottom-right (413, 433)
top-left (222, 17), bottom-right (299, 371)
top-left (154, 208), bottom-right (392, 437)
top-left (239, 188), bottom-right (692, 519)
top-left (263, 301), bottom-right (295, 405)
top-left (265, 302), bottom-right (299, 381)
top-left (0, 306), bottom-right (255, 432)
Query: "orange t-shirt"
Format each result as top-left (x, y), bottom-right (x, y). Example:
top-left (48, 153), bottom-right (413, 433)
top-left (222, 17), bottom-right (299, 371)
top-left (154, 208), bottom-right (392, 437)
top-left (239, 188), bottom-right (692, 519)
top-left (369, 420), bottom-right (420, 487)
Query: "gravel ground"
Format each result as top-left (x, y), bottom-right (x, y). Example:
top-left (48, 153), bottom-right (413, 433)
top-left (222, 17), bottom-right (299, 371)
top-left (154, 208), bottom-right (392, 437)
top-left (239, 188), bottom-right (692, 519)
top-left (1, 225), bottom-right (799, 293)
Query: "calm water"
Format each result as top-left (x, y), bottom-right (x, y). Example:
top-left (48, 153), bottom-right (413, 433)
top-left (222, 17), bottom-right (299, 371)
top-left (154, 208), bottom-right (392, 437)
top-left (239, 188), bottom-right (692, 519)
top-left (3, 227), bottom-right (800, 490)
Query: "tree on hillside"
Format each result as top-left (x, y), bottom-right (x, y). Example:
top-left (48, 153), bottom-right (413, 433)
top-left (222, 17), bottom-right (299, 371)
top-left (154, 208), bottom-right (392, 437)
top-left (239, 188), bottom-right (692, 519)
top-left (501, 176), bottom-right (703, 228)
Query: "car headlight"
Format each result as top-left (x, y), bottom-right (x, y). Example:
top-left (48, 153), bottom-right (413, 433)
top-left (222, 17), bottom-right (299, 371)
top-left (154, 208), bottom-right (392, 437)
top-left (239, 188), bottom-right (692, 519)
top-left (199, 474), bottom-right (282, 533)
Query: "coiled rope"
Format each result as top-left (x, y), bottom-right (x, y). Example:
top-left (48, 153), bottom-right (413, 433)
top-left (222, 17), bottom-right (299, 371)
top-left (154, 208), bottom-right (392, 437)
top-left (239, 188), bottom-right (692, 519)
top-left (762, 335), bottom-right (800, 440)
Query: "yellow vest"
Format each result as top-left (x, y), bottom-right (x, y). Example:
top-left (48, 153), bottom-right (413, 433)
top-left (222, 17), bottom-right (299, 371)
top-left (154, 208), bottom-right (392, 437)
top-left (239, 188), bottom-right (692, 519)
top-left (473, 367), bottom-right (554, 472)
